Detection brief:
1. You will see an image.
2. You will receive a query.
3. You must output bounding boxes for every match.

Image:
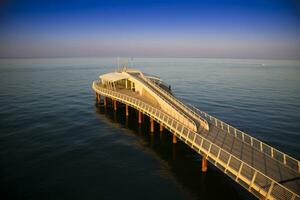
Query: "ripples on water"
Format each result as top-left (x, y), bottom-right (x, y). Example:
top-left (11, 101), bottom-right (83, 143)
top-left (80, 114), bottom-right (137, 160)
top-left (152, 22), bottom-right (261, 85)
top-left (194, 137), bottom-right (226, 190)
top-left (1, 58), bottom-right (299, 200)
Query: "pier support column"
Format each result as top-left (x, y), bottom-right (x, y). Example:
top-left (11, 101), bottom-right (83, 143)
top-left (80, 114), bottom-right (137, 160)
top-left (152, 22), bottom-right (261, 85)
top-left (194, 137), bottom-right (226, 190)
top-left (113, 99), bottom-right (117, 111)
top-left (126, 104), bottom-right (129, 117)
top-left (172, 134), bottom-right (177, 144)
top-left (159, 124), bottom-right (164, 132)
top-left (104, 97), bottom-right (107, 107)
top-left (97, 94), bottom-right (101, 104)
top-left (201, 156), bottom-right (207, 172)
top-left (138, 111), bottom-right (142, 123)
top-left (150, 118), bottom-right (154, 132)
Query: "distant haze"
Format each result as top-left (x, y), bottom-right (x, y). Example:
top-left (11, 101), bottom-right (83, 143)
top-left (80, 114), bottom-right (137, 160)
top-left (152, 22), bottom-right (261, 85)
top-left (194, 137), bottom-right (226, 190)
top-left (1, 0), bottom-right (300, 59)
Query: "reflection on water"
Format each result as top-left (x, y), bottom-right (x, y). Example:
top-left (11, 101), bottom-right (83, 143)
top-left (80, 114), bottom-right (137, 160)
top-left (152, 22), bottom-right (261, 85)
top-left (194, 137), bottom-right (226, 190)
top-left (94, 101), bottom-right (253, 200)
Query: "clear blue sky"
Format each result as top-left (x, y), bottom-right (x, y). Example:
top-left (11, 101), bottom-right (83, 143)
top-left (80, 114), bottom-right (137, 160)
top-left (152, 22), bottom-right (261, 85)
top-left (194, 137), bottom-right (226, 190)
top-left (0, 0), bottom-right (299, 59)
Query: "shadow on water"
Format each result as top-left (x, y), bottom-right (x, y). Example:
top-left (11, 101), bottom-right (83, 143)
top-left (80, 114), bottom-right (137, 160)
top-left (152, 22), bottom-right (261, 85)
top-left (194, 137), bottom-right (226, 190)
top-left (94, 100), bottom-right (255, 200)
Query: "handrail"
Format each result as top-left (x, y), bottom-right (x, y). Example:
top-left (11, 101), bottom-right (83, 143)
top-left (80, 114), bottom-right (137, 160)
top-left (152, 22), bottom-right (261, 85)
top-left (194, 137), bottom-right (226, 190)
top-left (126, 72), bottom-right (198, 131)
top-left (188, 104), bottom-right (300, 173)
top-left (93, 82), bottom-right (300, 200)
top-left (142, 75), bottom-right (210, 130)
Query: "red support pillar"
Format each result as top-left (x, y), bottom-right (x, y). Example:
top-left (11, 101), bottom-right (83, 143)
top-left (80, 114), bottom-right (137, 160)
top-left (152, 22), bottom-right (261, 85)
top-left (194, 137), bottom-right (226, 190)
top-left (104, 97), bottom-right (107, 107)
top-left (97, 94), bottom-right (101, 104)
top-left (126, 104), bottom-right (129, 117)
top-left (150, 118), bottom-right (154, 132)
top-left (113, 99), bottom-right (117, 111)
top-left (172, 134), bottom-right (177, 144)
top-left (159, 124), bottom-right (164, 132)
top-left (138, 111), bottom-right (142, 124)
top-left (202, 156), bottom-right (207, 172)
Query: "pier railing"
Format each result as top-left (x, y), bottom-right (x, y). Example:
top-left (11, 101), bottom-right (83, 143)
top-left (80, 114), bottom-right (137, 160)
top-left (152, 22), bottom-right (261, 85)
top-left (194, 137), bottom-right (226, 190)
top-left (142, 75), bottom-right (210, 130)
top-left (188, 104), bottom-right (300, 173)
top-left (95, 79), bottom-right (197, 132)
top-left (93, 82), bottom-right (300, 200)
top-left (141, 75), bottom-right (300, 172)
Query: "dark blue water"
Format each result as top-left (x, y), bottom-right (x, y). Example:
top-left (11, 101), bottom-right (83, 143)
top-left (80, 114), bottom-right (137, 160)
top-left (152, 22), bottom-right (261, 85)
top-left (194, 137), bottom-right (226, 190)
top-left (1, 58), bottom-right (299, 200)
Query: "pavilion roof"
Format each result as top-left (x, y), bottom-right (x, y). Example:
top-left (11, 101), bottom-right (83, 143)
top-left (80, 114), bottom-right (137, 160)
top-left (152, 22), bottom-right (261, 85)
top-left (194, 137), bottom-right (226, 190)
top-left (99, 72), bottom-right (128, 82)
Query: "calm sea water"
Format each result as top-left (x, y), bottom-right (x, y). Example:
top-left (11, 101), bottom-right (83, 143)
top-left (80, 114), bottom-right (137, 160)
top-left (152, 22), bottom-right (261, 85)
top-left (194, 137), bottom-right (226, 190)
top-left (1, 58), bottom-right (300, 200)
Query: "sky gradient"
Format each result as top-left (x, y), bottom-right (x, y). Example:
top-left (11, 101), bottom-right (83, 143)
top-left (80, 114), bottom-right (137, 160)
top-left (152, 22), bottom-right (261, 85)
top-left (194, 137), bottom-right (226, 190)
top-left (1, 0), bottom-right (300, 59)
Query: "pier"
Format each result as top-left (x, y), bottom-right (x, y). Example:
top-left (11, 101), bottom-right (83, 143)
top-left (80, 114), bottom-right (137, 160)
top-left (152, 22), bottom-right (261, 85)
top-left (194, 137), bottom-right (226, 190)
top-left (92, 68), bottom-right (300, 200)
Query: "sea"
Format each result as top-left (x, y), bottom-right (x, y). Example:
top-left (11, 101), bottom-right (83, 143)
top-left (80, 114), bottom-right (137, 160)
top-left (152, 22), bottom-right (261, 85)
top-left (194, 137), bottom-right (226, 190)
top-left (1, 57), bottom-right (300, 200)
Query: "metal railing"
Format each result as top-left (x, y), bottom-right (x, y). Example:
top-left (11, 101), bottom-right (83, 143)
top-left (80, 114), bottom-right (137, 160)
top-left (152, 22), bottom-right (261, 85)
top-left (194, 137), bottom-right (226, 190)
top-left (93, 82), bottom-right (300, 200)
top-left (188, 104), bottom-right (300, 173)
top-left (126, 72), bottom-right (198, 132)
top-left (142, 75), bottom-right (210, 130)
top-left (135, 74), bottom-right (299, 172)
top-left (98, 79), bottom-right (195, 131)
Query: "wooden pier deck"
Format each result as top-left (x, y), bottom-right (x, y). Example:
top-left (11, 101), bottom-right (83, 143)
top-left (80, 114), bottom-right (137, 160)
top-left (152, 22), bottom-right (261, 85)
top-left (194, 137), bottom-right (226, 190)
top-left (92, 69), bottom-right (300, 200)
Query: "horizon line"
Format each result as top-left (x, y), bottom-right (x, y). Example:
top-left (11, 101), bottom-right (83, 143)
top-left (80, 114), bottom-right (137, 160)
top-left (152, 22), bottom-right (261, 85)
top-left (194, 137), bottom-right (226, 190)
top-left (1, 56), bottom-right (300, 61)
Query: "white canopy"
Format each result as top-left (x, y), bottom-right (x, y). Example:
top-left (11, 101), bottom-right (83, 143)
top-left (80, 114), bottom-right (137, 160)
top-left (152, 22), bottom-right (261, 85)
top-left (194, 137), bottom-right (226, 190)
top-left (100, 72), bottom-right (128, 82)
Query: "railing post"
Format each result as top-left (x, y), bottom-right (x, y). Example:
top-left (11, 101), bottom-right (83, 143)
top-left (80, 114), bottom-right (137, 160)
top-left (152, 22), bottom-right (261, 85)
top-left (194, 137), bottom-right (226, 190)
top-left (235, 162), bottom-right (244, 181)
top-left (191, 133), bottom-right (197, 147)
top-left (214, 148), bottom-right (221, 166)
top-left (199, 138), bottom-right (204, 149)
top-left (266, 182), bottom-right (275, 199)
top-left (225, 156), bottom-right (232, 173)
top-left (248, 171), bottom-right (257, 191)
top-left (180, 125), bottom-right (184, 134)
top-left (208, 143), bottom-right (212, 153)
top-left (175, 121), bottom-right (179, 132)
top-left (170, 119), bottom-right (175, 129)
top-left (271, 148), bottom-right (274, 158)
